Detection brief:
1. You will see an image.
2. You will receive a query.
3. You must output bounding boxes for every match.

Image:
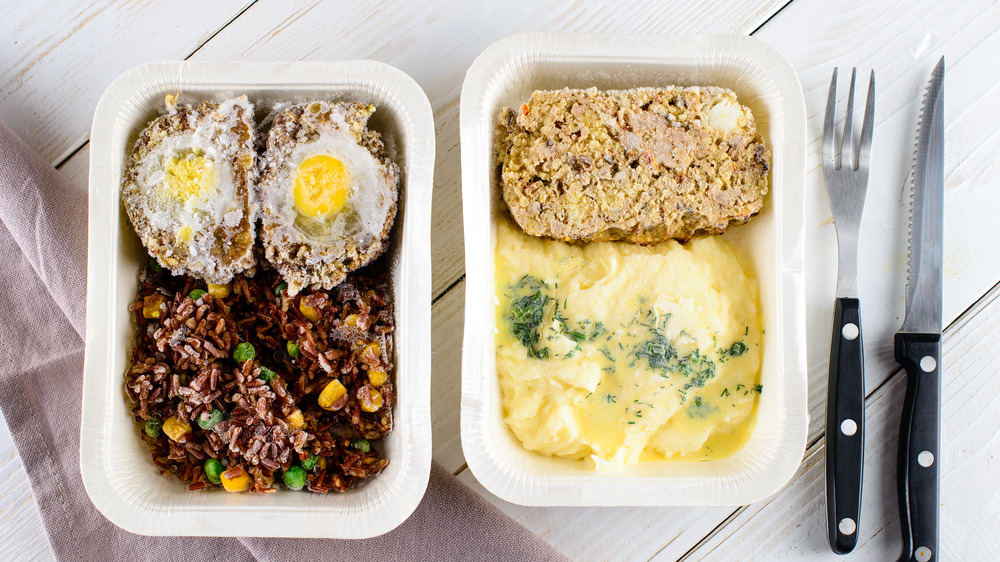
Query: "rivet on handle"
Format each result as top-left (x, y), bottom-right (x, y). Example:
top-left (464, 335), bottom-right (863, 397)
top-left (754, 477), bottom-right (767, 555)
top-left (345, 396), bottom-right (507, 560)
top-left (841, 323), bottom-right (859, 340)
top-left (840, 419), bottom-right (858, 436)
top-left (920, 356), bottom-right (936, 372)
top-left (918, 451), bottom-right (934, 467)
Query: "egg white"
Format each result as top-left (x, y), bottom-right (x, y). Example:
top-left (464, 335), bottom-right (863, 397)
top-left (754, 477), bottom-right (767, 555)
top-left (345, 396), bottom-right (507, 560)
top-left (268, 128), bottom-right (394, 250)
top-left (135, 131), bottom-right (243, 257)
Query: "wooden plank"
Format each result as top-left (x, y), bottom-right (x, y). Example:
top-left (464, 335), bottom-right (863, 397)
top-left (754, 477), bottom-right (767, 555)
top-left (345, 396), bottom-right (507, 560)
top-left (451, 0), bottom-right (1000, 559)
top-left (763, 0), bottom-right (1000, 408)
top-left (457, 468), bottom-right (741, 561)
top-left (429, 281), bottom-right (466, 473)
top-left (189, 0), bottom-right (790, 297)
top-left (678, 282), bottom-right (1000, 560)
top-left (0, 451), bottom-right (53, 561)
top-left (0, 0), bottom-right (249, 165)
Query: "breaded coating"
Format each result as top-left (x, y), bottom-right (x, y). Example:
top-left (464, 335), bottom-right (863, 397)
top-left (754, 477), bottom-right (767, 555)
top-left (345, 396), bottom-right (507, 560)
top-left (257, 101), bottom-right (398, 294)
top-left (122, 95), bottom-right (257, 284)
top-left (496, 87), bottom-right (771, 243)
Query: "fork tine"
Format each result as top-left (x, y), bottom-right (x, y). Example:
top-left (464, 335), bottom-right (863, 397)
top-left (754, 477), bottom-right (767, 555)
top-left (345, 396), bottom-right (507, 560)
top-left (840, 68), bottom-right (858, 170)
top-left (857, 70), bottom-right (876, 169)
top-left (823, 68), bottom-right (839, 165)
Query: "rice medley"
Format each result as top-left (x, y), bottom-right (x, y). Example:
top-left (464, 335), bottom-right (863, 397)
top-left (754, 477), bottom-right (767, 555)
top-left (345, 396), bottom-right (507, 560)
top-left (125, 264), bottom-right (394, 493)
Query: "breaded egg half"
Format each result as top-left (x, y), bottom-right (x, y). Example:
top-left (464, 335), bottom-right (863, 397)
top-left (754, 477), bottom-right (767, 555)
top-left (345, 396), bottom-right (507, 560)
top-left (122, 95), bottom-right (257, 284)
top-left (258, 101), bottom-right (399, 294)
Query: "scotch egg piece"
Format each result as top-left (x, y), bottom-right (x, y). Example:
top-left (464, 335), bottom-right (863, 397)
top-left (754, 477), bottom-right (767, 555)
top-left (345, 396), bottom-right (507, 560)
top-left (122, 95), bottom-right (258, 283)
top-left (258, 101), bottom-right (399, 294)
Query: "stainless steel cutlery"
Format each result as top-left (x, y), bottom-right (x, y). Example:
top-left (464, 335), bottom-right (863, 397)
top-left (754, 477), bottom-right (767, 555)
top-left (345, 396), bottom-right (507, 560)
top-left (823, 67), bottom-right (875, 555)
top-left (894, 56), bottom-right (944, 562)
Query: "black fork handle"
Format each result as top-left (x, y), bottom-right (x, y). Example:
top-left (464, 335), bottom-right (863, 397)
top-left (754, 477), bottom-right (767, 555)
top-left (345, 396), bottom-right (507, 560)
top-left (826, 297), bottom-right (865, 554)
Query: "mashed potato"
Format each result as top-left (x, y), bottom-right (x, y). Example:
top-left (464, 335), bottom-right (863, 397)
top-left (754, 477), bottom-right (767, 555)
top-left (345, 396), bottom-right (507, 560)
top-left (494, 216), bottom-right (763, 469)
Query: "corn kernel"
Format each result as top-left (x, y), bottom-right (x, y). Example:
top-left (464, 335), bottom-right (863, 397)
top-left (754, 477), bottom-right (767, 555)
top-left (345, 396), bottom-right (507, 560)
top-left (368, 369), bottom-right (389, 387)
top-left (207, 283), bottom-right (230, 298)
top-left (315, 456), bottom-right (328, 470)
top-left (318, 380), bottom-right (347, 410)
top-left (360, 388), bottom-right (383, 413)
top-left (286, 409), bottom-right (305, 431)
top-left (220, 465), bottom-right (250, 492)
top-left (162, 415), bottom-right (191, 442)
top-left (344, 314), bottom-right (358, 327)
top-left (364, 342), bottom-right (381, 357)
top-left (299, 301), bottom-right (320, 322)
top-left (142, 294), bottom-right (165, 319)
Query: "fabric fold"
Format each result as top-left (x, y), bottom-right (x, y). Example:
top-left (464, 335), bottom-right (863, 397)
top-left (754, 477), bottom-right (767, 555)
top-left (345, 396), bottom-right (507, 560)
top-left (0, 121), bottom-right (567, 562)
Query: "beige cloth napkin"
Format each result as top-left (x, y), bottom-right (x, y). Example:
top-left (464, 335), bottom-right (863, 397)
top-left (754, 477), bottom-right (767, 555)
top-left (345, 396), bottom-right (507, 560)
top-left (0, 121), bottom-right (567, 562)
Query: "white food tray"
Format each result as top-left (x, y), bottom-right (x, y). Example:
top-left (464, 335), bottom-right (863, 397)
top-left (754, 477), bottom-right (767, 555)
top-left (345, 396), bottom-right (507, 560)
top-left (460, 32), bottom-right (808, 506)
top-left (82, 60), bottom-right (434, 537)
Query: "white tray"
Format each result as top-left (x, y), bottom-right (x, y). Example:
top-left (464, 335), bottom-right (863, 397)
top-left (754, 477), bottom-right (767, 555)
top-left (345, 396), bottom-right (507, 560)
top-left (82, 60), bottom-right (434, 537)
top-left (460, 32), bottom-right (808, 506)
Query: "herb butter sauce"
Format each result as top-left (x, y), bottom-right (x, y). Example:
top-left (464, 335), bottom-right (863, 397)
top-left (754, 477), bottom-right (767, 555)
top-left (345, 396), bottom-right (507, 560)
top-left (495, 216), bottom-right (763, 469)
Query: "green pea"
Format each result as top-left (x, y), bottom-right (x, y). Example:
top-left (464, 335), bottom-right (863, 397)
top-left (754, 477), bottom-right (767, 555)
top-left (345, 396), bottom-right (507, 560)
top-left (258, 365), bottom-right (276, 382)
top-left (204, 458), bottom-right (224, 485)
top-left (144, 418), bottom-right (162, 438)
top-left (149, 258), bottom-right (163, 273)
top-left (233, 342), bottom-right (256, 363)
top-left (274, 282), bottom-right (288, 297)
top-left (189, 289), bottom-right (207, 300)
top-left (301, 453), bottom-right (318, 470)
top-left (283, 466), bottom-right (307, 490)
top-left (351, 438), bottom-right (371, 453)
top-left (286, 341), bottom-right (300, 358)
top-left (197, 408), bottom-right (224, 430)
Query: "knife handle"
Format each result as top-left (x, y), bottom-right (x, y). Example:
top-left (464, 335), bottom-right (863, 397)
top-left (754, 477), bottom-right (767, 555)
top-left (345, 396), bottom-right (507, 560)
top-left (826, 297), bottom-right (865, 554)
top-left (894, 333), bottom-right (941, 562)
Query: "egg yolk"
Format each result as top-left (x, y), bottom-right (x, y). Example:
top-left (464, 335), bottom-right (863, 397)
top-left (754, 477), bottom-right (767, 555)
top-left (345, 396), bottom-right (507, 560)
top-left (293, 155), bottom-right (351, 218)
top-left (163, 154), bottom-right (217, 203)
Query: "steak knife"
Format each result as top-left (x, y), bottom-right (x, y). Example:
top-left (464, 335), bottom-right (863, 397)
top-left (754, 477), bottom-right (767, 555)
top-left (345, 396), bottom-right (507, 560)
top-left (895, 56), bottom-right (944, 562)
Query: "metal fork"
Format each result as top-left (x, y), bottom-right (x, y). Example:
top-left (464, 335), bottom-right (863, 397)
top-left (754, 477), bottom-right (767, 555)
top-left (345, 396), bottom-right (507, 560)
top-left (823, 67), bottom-right (875, 555)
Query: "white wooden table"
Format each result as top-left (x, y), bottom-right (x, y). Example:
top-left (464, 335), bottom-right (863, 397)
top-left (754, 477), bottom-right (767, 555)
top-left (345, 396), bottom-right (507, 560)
top-left (2, 1), bottom-right (998, 559)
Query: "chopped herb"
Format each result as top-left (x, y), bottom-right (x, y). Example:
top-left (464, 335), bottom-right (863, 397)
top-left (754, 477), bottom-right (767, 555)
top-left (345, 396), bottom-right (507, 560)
top-left (627, 421), bottom-right (636, 425)
top-left (148, 258), bottom-right (163, 273)
top-left (603, 394), bottom-right (617, 404)
top-left (718, 340), bottom-right (748, 362)
top-left (694, 396), bottom-right (703, 408)
top-left (590, 322), bottom-right (606, 341)
top-left (566, 329), bottom-right (587, 342)
top-left (506, 275), bottom-right (552, 359)
top-left (721, 388), bottom-right (730, 397)
top-left (599, 347), bottom-right (615, 362)
top-left (754, 384), bottom-right (763, 393)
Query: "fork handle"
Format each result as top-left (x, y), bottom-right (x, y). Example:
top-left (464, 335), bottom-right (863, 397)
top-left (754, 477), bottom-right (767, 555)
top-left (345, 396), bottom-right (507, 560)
top-left (826, 297), bottom-right (865, 554)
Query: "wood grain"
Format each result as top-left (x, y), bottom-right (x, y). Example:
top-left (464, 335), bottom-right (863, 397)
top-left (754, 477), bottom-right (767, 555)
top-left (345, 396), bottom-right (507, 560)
top-left (185, 0), bottom-right (789, 296)
top-left (3, 0), bottom-right (1000, 559)
top-left (0, 0), bottom-right (250, 165)
top-left (679, 282), bottom-right (1000, 560)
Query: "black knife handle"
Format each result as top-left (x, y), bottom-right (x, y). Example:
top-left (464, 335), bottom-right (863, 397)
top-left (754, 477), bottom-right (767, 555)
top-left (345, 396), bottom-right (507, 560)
top-left (895, 333), bottom-right (941, 562)
top-left (826, 297), bottom-right (865, 554)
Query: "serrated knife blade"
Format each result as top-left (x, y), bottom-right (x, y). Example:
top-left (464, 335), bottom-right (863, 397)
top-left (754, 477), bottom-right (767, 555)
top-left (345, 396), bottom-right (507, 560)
top-left (894, 56), bottom-right (944, 562)
top-left (900, 59), bottom-right (944, 334)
